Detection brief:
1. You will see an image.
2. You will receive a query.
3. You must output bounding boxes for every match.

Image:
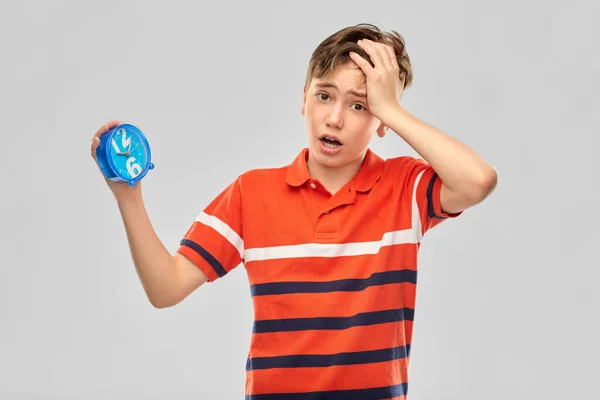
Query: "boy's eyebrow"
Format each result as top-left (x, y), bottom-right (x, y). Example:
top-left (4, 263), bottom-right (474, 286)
top-left (314, 82), bottom-right (367, 98)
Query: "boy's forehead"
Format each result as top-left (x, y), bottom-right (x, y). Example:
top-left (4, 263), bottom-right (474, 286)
top-left (312, 64), bottom-right (366, 91)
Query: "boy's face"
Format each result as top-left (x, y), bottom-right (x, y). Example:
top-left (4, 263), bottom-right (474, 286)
top-left (301, 62), bottom-right (384, 170)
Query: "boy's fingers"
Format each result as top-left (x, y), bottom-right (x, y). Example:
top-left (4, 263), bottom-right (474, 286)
top-left (91, 120), bottom-right (122, 160)
top-left (94, 120), bottom-right (122, 139)
top-left (383, 43), bottom-right (400, 72)
top-left (94, 123), bottom-right (108, 138)
top-left (349, 51), bottom-right (373, 76)
top-left (90, 137), bottom-right (99, 160)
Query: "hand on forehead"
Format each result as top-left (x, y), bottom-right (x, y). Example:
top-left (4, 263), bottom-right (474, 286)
top-left (317, 62), bottom-right (367, 91)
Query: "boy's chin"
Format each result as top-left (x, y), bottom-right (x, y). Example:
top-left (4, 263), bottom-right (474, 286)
top-left (311, 147), bottom-right (350, 168)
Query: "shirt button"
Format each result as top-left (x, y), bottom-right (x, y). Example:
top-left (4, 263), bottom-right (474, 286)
top-left (309, 183), bottom-right (317, 189)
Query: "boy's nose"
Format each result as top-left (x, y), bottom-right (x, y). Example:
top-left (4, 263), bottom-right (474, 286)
top-left (325, 107), bottom-right (343, 129)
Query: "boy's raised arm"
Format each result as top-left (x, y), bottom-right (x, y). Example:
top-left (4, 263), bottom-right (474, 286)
top-left (90, 121), bottom-right (208, 309)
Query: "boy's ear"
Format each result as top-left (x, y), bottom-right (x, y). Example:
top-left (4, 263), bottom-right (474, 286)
top-left (376, 123), bottom-right (388, 138)
top-left (301, 85), bottom-right (307, 116)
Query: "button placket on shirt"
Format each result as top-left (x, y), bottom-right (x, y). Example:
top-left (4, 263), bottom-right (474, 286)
top-left (309, 180), bottom-right (357, 239)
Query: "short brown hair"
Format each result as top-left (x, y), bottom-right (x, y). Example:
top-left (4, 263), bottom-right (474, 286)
top-left (304, 23), bottom-right (413, 92)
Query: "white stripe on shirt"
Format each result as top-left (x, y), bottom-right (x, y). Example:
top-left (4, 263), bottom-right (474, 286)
top-left (195, 211), bottom-right (245, 259)
top-left (199, 171), bottom-right (426, 263)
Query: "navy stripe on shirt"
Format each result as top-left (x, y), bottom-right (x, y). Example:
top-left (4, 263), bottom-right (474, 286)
top-left (252, 308), bottom-right (414, 334)
top-left (179, 239), bottom-right (227, 278)
top-left (245, 382), bottom-right (409, 400)
top-left (250, 270), bottom-right (417, 297)
top-left (426, 172), bottom-right (447, 220)
top-left (246, 344), bottom-right (411, 370)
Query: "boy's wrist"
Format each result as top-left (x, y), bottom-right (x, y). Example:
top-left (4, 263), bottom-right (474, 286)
top-left (115, 190), bottom-right (144, 209)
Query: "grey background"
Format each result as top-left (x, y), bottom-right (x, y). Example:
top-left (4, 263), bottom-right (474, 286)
top-left (1, 0), bottom-right (598, 399)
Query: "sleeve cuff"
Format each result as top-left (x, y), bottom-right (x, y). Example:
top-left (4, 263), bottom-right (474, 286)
top-left (176, 239), bottom-right (226, 283)
top-left (426, 173), bottom-right (463, 219)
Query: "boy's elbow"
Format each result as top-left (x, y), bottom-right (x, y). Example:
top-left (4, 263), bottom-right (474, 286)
top-left (149, 295), bottom-right (169, 309)
top-left (479, 165), bottom-right (498, 198)
top-left (468, 165), bottom-right (498, 202)
top-left (150, 300), bottom-right (166, 309)
top-left (148, 291), bottom-right (178, 309)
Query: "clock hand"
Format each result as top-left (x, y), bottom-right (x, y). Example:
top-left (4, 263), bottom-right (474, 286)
top-left (125, 143), bottom-right (139, 157)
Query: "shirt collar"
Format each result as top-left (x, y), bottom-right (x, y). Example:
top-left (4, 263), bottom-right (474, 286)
top-left (285, 148), bottom-right (385, 192)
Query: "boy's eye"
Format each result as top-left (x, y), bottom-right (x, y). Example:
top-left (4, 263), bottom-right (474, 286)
top-left (316, 93), bottom-right (366, 111)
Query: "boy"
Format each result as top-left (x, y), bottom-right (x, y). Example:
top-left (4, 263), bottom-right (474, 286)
top-left (91, 23), bottom-right (497, 399)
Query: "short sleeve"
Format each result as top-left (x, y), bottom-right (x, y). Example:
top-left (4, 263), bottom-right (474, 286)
top-left (404, 158), bottom-right (462, 237)
top-left (176, 176), bottom-right (244, 283)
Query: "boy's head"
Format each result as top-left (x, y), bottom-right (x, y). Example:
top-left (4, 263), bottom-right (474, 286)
top-left (301, 23), bottom-right (413, 173)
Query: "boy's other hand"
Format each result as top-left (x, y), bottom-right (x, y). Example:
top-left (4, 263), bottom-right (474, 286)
top-left (349, 39), bottom-right (405, 121)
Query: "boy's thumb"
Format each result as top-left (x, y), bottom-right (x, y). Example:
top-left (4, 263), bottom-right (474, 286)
top-left (91, 137), bottom-right (99, 158)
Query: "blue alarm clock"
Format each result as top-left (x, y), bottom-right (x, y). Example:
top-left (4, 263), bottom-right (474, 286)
top-left (96, 124), bottom-right (155, 187)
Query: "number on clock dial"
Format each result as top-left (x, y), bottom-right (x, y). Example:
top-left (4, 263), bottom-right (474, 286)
top-left (111, 128), bottom-right (131, 154)
top-left (110, 128), bottom-right (143, 178)
top-left (127, 157), bottom-right (142, 178)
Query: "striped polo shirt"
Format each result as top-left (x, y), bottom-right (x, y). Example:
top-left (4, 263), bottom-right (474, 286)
top-left (177, 147), bottom-right (460, 399)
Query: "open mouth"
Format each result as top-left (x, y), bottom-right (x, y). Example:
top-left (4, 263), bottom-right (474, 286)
top-left (320, 136), bottom-right (342, 148)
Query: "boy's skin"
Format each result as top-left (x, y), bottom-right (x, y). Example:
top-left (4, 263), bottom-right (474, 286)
top-left (90, 37), bottom-right (497, 309)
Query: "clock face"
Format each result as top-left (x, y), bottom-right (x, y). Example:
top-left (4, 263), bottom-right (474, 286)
top-left (108, 126), bottom-right (148, 180)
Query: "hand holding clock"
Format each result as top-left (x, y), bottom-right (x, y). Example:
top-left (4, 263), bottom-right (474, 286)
top-left (91, 120), bottom-right (155, 202)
